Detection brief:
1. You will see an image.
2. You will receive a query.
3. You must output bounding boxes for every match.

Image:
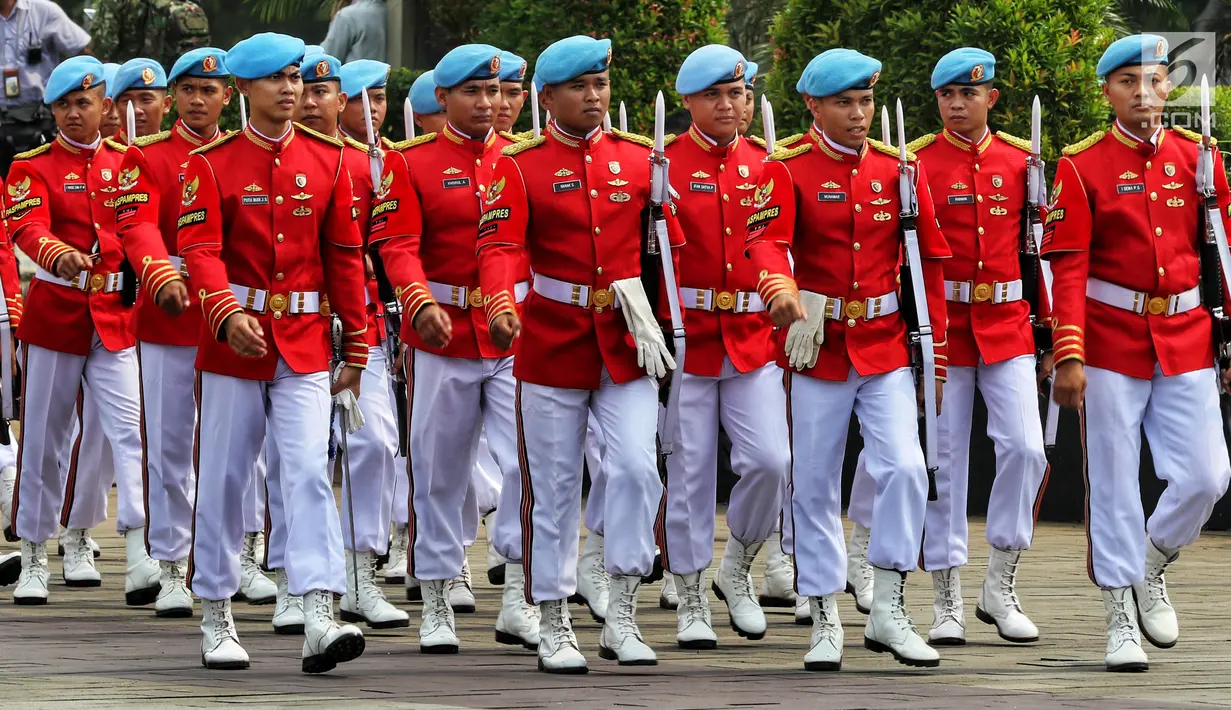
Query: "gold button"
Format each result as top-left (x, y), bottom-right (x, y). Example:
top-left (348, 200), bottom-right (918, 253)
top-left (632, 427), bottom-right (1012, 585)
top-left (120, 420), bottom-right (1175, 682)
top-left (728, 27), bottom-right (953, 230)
top-left (275, 272), bottom-right (284, 281)
top-left (847, 318), bottom-right (856, 327)
top-left (974, 164), bottom-right (981, 172)
top-left (852, 281), bottom-right (860, 290)
top-left (723, 194), bottom-right (729, 202)
top-left (276, 233), bottom-right (284, 242)
top-left (1146, 161), bottom-right (1152, 170)
top-left (725, 227), bottom-right (732, 235)
top-left (86, 163), bottom-right (92, 170)
top-left (1151, 192), bottom-right (1158, 201)
top-left (720, 164), bottom-right (726, 172)
top-left (590, 189), bottom-right (598, 198)
top-left (475, 159), bottom-right (482, 167)
top-left (275, 196), bottom-right (284, 205)
top-left (479, 184), bottom-right (486, 192)
top-left (726, 263), bottom-right (733, 272)
top-left (90, 191), bottom-right (96, 199)
top-left (273, 311), bottom-right (283, 320)
top-left (594, 227), bottom-right (601, 235)
top-left (596, 267), bottom-right (603, 275)
top-left (851, 169), bottom-right (858, 177)
top-left (1155, 227), bottom-right (1163, 237)
top-left (94, 222), bottom-right (101, 230)
top-left (275, 158), bottom-right (281, 166)
top-left (855, 204), bottom-right (863, 213)
top-left (978, 227), bottom-right (985, 235)
top-left (976, 195), bottom-right (984, 203)
top-left (978, 261), bottom-right (984, 269)
top-left (853, 242), bottom-right (861, 251)
top-left (585, 156), bottom-right (593, 164)
top-left (1159, 267), bottom-right (1165, 276)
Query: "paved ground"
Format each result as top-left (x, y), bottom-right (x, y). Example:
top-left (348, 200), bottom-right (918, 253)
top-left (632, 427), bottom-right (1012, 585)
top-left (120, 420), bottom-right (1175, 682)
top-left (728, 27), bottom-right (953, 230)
top-left (3, 498), bottom-right (1231, 709)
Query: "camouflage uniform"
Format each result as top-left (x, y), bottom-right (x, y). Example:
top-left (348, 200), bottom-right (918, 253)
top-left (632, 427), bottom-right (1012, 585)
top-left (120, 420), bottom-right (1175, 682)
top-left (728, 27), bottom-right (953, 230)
top-left (89, 0), bottom-right (210, 68)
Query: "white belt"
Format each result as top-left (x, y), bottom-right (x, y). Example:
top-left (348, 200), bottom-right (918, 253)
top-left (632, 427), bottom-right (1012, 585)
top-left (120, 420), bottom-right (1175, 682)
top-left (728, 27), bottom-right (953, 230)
top-left (35, 267), bottom-right (124, 293)
top-left (230, 283), bottom-right (321, 315)
top-left (168, 255), bottom-right (189, 278)
top-left (1086, 277), bottom-right (1200, 317)
top-left (532, 273), bottom-right (621, 310)
top-left (428, 280), bottom-right (530, 310)
top-left (944, 279), bottom-right (1023, 304)
top-left (811, 289), bottom-right (899, 321)
top-left (680, 287), bottom-right (765, 313)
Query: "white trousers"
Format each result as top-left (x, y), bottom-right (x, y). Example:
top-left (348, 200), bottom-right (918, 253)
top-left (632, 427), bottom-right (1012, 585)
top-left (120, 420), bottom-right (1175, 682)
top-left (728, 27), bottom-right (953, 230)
top-left (519, 373), bottom-right (661, 603)
top-left (190, 360), bottom-right (344, 600)
top-left (59, 385), bottom-right (114, 531)
top-left (787, 367), bottom-right (927, 597)
top-left (15, 339), bottom-right (142, 543)
top-left (661, 360), bottom-right (789, 574)
top-left (581, 412), bottom-right (607, 534)
top-left (335, 345), bottom-right (398, 554)
top-left (407, 350), bottom-right (519, 580)
top-left (138, 343), bottom-right (198, 561)
top-left (1085, 364), bottom-right (1230, 588)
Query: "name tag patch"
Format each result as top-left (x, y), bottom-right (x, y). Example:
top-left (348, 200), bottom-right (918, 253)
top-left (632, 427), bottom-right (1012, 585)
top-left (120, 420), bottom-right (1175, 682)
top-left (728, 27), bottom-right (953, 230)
top-left (553, 179), bottom-right (582, 193)
top-left (690, 182), bottom-right (716, 193)
top-left (1117, 183), bottom-right (1145, 194)
top-left (64, 183), bottom-right (86, 193)
top-left (948, 194), bottom-right (975, 205)
top-left (817, 192), bottom-right (847, 202)
top-left (442, 177), bottom-right (472, 189)
top-left (242, 195), bottom-right (269, 205)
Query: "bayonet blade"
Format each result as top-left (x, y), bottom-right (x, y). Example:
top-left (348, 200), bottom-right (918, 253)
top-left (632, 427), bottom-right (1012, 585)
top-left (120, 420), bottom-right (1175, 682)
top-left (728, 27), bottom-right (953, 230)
top-left (1030, 95), bottom-right (1042, 157)
top-left (895, 99), bottom-right (907, 163)
top-left (125, 100), bottom-right (136, 145)
top-left (603, 111), bottom-right (612, 132)
top-left (362, 88), bottom-right (382, 189)
top-left (404, 97), bottom-right (414, 140)
top-left (762, 96), bottom-right (776, 155)
top-left (531, 81), bottom-right (541, 139)
top-left (881, 105), bottom-right (890, 146)
top-left (239, 93), bottom-right (247, 128)
top-left (619, 101), bottom-right (628, 132)
top-left (1202, 74), bottom-right (1212, 144)
top-left (654, 91), bottom-right (665, 154)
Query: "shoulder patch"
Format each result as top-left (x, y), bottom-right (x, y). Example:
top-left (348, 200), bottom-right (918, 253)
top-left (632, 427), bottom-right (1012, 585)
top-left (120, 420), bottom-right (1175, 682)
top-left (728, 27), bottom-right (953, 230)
top-left (906, 133), bottom-right (938, 154)
top-left (503, 136), bottom-right (546, 156)
top-left (995, 131), bottom-right (1031, 153)
top-left (13, 143), bottom-right (52, 161)
top-left (610, 128), bottom-right (654, 148)
top-left (342, 135), bottom-right (368, 152)
top-left (867, 137), bottom-right (915, 162)
top-left (778, 133), bottom-right (804, 148)
top-left (392, 133), bottom-right (437, 151)
top-left (103, 137), bottom-right (128, 153)
top-left (293, 122), bottom-right (344, 147)
top-left (1062, 130), bottom-right (1106, 156)
top-left (1172, 126), bottom-right (1215, 146)
top-left (746, 135), bottom-right (766, 148)
top-left (134, 130), bottom-right (171, 148)
top-left (770, 142), bottom-right (812, 162)
top-left (189, 130), bottom-right (240, 155)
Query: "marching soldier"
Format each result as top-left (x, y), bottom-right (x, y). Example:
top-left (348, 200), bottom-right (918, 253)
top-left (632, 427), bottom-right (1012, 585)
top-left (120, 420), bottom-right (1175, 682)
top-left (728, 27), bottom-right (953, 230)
top-left (1042, 34), bottom-right (1231, 672)
top-left (0, 173), bottom-right (23, 586)
top-left (477, 34), bottom-right (681, 673)
top-left (101, 63), bottom-right (123, 139)
top-left (178, 32), bottom-right (369, 673)
top-left (746, 49), bottom-right (949, 670)
top-left (738, 61), bottom-right (757, 137)
top-left (408, 71), bottom-right (447, 136)
top-left (658, 44), bottom-right (789, 650)
top-left (495, 50), bottom-right (527, 136)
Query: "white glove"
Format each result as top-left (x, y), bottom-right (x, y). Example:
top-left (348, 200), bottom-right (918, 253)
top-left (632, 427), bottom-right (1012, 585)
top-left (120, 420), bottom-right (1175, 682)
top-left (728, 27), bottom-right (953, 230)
top-left (609, 277), bottom-right (676, 379)
top-left (784, 290), bottom-right (829, 371)
top-left (332, 388), bottom-right (366, 434)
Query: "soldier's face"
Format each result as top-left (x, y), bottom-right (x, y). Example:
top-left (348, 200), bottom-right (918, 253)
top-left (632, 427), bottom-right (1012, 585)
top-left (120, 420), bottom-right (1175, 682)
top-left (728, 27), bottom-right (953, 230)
top-left (682, 80), bottom-right (744, 144)
top-left (340, 87), bottom-right (387, 140)
top-left (496, 81), bottom-right (525, 133)
top-left (810, 89), bottom-right (874, 150)
top-left (543, 71), bottom-right (610, 135)
top-left (439, 79), bottom-right (499, 138)
top-left (298, 81), bottom-right (345, 134)
top-left (1103, 64), bottom-right (1171, 130)
top-left (240, 66), bottom-right (303, 125)
top-left (415, 112), bottom-right (446, 135)
top-left (936, 84), bottom-right (998, 138)
top-left (173, 78), bottom-right (232, 133)
top-left (739, 89), bottom-right (755, 135)
top-left (51, 86), bottom-right (107, 143)
top-left (101, 98), bottom-right (123, 139)
top-left (117, 89), bottom-right (172, 137)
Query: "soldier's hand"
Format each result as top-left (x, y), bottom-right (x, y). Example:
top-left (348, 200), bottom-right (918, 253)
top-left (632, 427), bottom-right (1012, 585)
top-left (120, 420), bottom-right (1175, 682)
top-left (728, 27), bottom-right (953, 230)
top-left (769, 293), bottom-right (806, 328)
top-left (223, 313), bottom-right (267, 359)
top-left (53, 251), bottom-right (92, 281)
top-left (413, 304), bottom-right (453, 348)
top-left (1221, 367), bottom-right (1231, 395)
top-left (155, 280), bottom-right (190, 316)
top-left (364, 254), bottom-right (376, 281)
top-left (396, 342), bottom-right (408, 378)
top-left (331, 363), bottom-right (362, 397)
top-left (936, 379), bottom-right (944, 415)
top-left (490, 313), bottom-right (521, 350)
top-left (1037, 350), bottom-right (1054, 389)
top-left (1053, 360), bottom-right (1086, 409)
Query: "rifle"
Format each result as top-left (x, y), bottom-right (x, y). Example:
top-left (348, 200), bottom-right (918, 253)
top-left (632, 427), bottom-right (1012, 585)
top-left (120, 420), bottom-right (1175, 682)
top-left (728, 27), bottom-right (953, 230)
top-left (1023, 96), bottom-right (1059, 455)
top-left (894, 99), bottom-right (939, 502)
top-left (1197, 76), bottom-right (1231, 410)
top-left (649, 91), bottom-right (686, 456)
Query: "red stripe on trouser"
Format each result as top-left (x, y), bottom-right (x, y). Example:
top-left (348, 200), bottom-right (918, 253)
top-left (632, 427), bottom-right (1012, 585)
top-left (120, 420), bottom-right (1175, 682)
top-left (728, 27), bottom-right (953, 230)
top-left (653, 440), bottom-right (671, 574)
top-left (262, 477), bottom-right (272, 569)
top-left (783, 370), bottom-right (799, 594)
top-left (10, 344), bottom-right (28, 533)
top-left (515, 380), bottom-right (536, 605)
top-left (186, 371), bottom-right (204, 592)
top-left (404, 351), bottom-right (418, 579)
top-left (1079, 406), bottom-right (1097, 585)
top-left (58, 389), bottom-right (86, 529)
top-left (136, 343), bottom-right (152, 554)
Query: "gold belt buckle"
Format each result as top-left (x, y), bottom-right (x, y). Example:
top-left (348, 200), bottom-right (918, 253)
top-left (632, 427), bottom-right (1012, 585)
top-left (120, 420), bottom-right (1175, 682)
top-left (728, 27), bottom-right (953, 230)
top-left (591, 288), bottom-right (612, 313)
top-left (716, 291), bottom-right (735, 311)
top-left (468, 288), bottom-right (484, 309)
top-left (845, 299), bottom-right (865, 320)
top-left (1146, 296), bottom-right (1167, 316)
top-left (88, 273), bottom-right (105, 293)
top-left (973, 283), bottom-right (993, 303)
top-left (269, 293), bottom-right (288, 313)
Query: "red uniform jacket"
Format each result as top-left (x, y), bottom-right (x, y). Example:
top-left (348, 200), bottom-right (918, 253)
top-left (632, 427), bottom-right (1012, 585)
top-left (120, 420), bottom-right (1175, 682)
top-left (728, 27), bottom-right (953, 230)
top-left (1041, 123), bottom-right (1231, 379)
top-left (4, 135), bottom-right (134, 355)
top-left (746, 127), bottom-right (950, 381)
top-left (477, 123), bottom-right (682, 389)
top-left (177, 123), bottom-right (369, 380)
top-left (0, 177), bottom-right (24, 329)
top-left (115, 120), bottom-right (222, 347)
top-left (666, 125), bottom-right (774, 376)
top-left (911, 128), bottom-right (1048, 368)
top-left (375, 124), bottom-right (527, 360)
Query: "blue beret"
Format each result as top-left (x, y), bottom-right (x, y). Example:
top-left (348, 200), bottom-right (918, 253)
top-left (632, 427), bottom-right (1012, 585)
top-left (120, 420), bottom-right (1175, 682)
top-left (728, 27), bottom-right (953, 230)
top-left (675, 44), bottom-right (747, 95)
top-left (111, 58), bottom-right (167, 99)
top-left (341, 59), bottom-right (390, 98)
top-left (302, 53), bottom-right (341, 83)
top-left (45, 56), bottom-right (106, 104)
top-left (227, 32), bottom-right (305, 81)
top-left (304, 44), bottom-right (325, 56)
top-left (795, 50), bottom-right (832, 94)
top-left (102, 63), bottom-right (120, 98)
top-left (745, 61), bottom-right (759, 88)
top-left (499, 51), bottom-right (527, 82)
top-left (410, 71), bottom-right (443, 115)
top-left (800, 48), bottom-right (881, 98)
top-left (1098, 34), bottom-right (1169, 79)
top-left (931, 48), bottom-right (995, 90)
top-left (434, 44), bottom-right (502, 88)
top-left (169, 47), bottom-right (229, 84)
top-left (534, 36), bottom-right (611, 86)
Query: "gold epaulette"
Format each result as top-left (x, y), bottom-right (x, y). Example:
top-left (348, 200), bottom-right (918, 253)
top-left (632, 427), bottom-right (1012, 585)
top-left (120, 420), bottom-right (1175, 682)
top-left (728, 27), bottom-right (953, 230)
top-left (342, 135), bottom-right (368, 152)
top-left (996, 131), bottom-right (1031, 153)
top-left (1062, 131), bottom-right (1106, 156)
top-left (13, 143), bottom-right (52, 160)
top-left (392, 133), bottom-right (437, 151)
top-left (769, 142), bottom-right (812, 161)
top-left (746, 135), bottom-right (766, 148)
top-left (778, 133), bottom-right (804, 148)
top-left (382, 136), bottom-right (397, 149)
top-left (499, 130), bottom-right (524, 143)
top-left (1172, 126), bottom-right (1215, 146)
top-left (293, 122), bottom-right (344, 147)
top-left (663, 133), bottom-right (678, 146)
top-left (503, 135), bottom-right (545, 156)
top-left (134, 130), bottom-right (171, 148)
top-left (103, 137), bottom-right (128, 152)
top-left (515, 130), bottom-right (534, 141)
top-left (189, 130), bottom-right (240, 155)
top-left (868, 137), bottom-right (916, 161)
top-left (611, 128), bottom-right (654, 148)
top-left (906, 133), bottom-right (938, 154)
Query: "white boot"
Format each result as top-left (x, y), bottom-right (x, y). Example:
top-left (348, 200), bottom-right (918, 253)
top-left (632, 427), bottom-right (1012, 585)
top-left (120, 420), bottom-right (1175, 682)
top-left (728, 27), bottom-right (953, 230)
top-left (794, 594), bottom-right (810, 625)
top-left (659, 573), bottom-right (679, 610)
top-left (302, 589), bottom-right (366, 674)
top-left (598, 574), bottom-right (657, 665)
top-left (803, 595), bottom-right (843, 671)
top-left (712, 537), bottom-right (766, 640)
top-left (59, 526), bottom-right (101, 559)
top-left (977, 548), bottom-right (1038, 643)
top-left (0, 464), bottom-right (14, 534)
top-left (154, 559), bottom-right (193, 618)
top-left (340, 550), bottom-right (410, 629)
top-left (419, 579), bottom-right (459, 654)
top-left (447, 557), bottom-right (476, 613)
top-left (272, 568), bottom-right (305, 635)
top-left (0, 550), bottom-right (19, 586)
top-left (383, 525), bottom-right (409, 584)
top-left (495, 561), bottom-right (540, 649)
top-left (1103, 587), bottom-right (1149, 672)
top-left (61, 527), bottom-right (101, 587)
top-left (863, 567), bottom-right (940, 667)
top-left (484, 511), bottom-right (506, 585)
top-left (537, 598), bottom-right (588, 674)
top-left (572, 531), bottom-right (609, 623)
top-left (758, 531), bottom-right (798, 608)
top-left (405, 575), bottom-right (422, 602)
top-left (124, 528), bottom-right (160, 606)
top-left (200, 599), bottom-right (249, 670)
top-left (928, 567), bottom-right (966, 645)
top-left (13, 540), bottom-right (49, 605)
top-left (235, 532), bottom-right (276, 605)
top-left (1132, 539), bottom-right (1179, 649)
top-left (674, 572), bottom-right (717, 650)
top-left (845, 523), bottom-right (873, 614)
